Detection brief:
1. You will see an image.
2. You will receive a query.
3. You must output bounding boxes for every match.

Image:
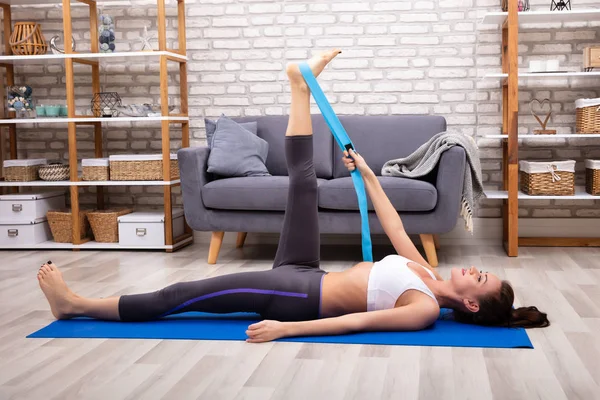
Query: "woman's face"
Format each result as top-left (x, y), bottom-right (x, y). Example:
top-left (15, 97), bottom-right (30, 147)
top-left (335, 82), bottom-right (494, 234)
top-left (450, 266), bottom-right (502, 312)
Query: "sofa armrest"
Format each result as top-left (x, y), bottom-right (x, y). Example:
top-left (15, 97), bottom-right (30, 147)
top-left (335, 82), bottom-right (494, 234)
top-left (178, 146), bottom-right (212, 231)
top-left (429, 146), bottom-right (466, 233)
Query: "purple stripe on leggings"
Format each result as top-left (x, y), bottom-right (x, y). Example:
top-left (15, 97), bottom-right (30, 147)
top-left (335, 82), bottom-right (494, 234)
top-left (160, 288), bottom-right (308, 317)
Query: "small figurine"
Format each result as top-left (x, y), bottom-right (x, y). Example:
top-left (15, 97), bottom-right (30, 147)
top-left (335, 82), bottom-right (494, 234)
top-left (138, 25), bottom-right (156, 52)
top-left (530, 99), bottom-right (557, 135)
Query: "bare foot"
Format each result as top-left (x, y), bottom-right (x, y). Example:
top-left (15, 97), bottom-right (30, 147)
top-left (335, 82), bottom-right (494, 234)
top-left (37, 262), bottom-right (76, 320)
top-left (286, 49), bottom-right (342, 87)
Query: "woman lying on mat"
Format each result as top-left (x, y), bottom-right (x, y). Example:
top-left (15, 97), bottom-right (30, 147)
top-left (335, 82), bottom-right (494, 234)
top-left (38, 49), bottom-right (549, 343)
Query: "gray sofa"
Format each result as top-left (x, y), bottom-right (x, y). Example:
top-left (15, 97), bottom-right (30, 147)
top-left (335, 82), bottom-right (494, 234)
top-left (178, 115), bottom-right (466, 267)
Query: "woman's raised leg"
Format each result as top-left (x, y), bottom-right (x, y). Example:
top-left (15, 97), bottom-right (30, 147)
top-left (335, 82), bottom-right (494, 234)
top-left (272, 50), bottom-right (341, 269)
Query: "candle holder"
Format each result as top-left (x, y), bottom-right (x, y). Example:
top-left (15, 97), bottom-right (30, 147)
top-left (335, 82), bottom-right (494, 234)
top-left (91, 92), bottom-right (122, 118)
top-left (551, 0), bottom-right (571, 11)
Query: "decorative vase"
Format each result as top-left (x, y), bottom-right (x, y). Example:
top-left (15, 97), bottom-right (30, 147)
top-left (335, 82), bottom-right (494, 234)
top-left (98, 13), bottom-right (115, 53)
top-left (50, 35), bottom-right (76, 54)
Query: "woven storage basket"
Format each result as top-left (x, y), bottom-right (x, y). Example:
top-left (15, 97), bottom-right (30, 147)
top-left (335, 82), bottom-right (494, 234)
top-left (82, 158), bottom-right (109, 181)
top-left (39, 163), bottom-right (69, 181)
top-left (3, 159), bottom-right (47, 181)
top-left (575, 98), bottom-right (600, 134)
top-left (9, 22), bottom-right (48, 56)
top-left (109, 154), bottom-right (179, 181)
top-left (585, 159), bottom-right (600, 196)
top-left (87, 208), bottom-right (133, 243)
top-left (46, 209), bottom-right (91, 243)
top-left (519, 160), bottom-right (576, 196)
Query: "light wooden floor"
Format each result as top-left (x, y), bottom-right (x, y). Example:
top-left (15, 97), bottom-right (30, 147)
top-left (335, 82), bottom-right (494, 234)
top-left (1, 243), bottom-right (600, 400)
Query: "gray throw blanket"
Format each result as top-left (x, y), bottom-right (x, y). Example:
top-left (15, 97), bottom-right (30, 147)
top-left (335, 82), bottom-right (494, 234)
top-left (381, 131), bottom-right (484, 233)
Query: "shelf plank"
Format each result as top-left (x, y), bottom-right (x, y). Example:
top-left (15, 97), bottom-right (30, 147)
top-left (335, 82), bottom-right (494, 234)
top-left (482, 134), bottom-right (600, 139)
top-left (0, 179), bottom-right (181, 187)
top-left (76, 179), bottom-right (181, 186)
top-left (0, 116), bottom-right (189, 125)
top-left (519, 237), bottom-right (600, 247)
top-left (482, 9), bottom-right (600, 25)
top-left (484, 187), bottom-right (597, 200)
top-left (2, 0), bottom-right (135, 7)
top-left (0, 236), bottom-right (194, 250)
top-left (0, 51), bottom-right (186, 65)
top-left (484, 71), bottom-right (600, 79)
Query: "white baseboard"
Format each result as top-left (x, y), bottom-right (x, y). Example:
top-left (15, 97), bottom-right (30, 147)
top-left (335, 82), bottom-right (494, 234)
top-left (193, 218), bottom-right (600, 246)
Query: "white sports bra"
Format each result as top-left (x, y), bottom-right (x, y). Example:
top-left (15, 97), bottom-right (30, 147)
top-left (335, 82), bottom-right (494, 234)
top-left (367, 254), bottom-right (438, 312)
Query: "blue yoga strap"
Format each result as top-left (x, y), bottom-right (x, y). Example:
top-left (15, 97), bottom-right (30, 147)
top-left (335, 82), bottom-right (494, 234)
top-left (299, 62), bottom-right (373, 262)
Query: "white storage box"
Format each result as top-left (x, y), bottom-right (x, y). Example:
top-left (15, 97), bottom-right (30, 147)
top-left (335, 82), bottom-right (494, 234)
top-left (117, 208), bottom-right (184, 246)
top-left (0, 218), bottom-right (52, 246)
top-left (0, 191), bottom-right (66, 221)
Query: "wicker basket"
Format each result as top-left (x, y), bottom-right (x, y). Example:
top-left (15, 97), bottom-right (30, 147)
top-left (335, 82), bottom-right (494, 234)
top-left (9, 22), bottom-right (48, 56)
top-left (3, 159), bottom-right (47, 181)
top-left (109, 154), bottom-right (179, 181)
top-left (575, 98), bottom-right (600, 134)
top-left (82, 158), bottom-right (109, 181)
top-left (87, 208), bottom-right (133, 243)
top-left (585, 159), bottom-right (600, 196)
top-left (519, 160), bottom-right (576, 196)
top-left (39, 163), bottom-right (69, 181)
top-left (46, 210), bottom-right (92, 243)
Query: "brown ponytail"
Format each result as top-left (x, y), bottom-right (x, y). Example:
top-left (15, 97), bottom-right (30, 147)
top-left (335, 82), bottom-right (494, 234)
top-left (453, 281), bottom-right (550, 329)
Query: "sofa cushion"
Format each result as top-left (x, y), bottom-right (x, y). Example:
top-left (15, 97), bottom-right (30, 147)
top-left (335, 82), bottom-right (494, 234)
top-left (203, 176), bottom-right (327, 211)
top-left (233, 115), bottom-right (333, 179)
top-left (319, 176), bottom-right (437, 212)
top-left (205, 117), bottom-right (257, 148)
top-left (332, 115), bottom-right (447, 178)
top-left (207, 115), bottom-right (270, 177)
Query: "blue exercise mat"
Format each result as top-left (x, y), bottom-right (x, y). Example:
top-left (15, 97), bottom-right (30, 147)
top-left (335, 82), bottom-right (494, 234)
top-left (28, 310), bottom-right (532, 349)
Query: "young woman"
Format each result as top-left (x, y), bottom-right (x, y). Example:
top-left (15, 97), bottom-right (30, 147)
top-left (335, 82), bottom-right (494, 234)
top-left (38, 49), bottom-right (549, 343)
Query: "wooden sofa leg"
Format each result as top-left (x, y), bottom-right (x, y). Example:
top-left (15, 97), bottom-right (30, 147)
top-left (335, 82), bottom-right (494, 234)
top-left (419, 234), bottom-right (439, 267)
top-left (433, 234), bottom-right (440, 250)
top-left (236, 232), bottom-right (247, 248)
top-left (208, 231), bottom-right (224, 264)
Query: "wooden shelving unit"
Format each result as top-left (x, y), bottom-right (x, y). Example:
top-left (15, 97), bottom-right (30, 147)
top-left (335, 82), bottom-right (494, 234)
top-left (481, 8), bottom-right (600, 255)
top-left (0, 0), bottom-right (193, 252)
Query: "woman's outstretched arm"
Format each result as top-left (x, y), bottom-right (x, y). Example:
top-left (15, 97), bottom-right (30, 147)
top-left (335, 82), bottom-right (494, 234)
top-left (342, 150), bottom-right (433, 269)
top-left (246, 301), bottom-right (439, 343)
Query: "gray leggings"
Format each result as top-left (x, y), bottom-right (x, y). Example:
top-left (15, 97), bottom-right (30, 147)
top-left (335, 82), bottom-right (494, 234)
top-left (119, 136), bottom-right (326, 322)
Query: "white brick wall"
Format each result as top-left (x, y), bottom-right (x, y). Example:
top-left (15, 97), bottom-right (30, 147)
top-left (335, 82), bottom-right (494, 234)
top-left (9, 2), bottom-right (600, 216)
